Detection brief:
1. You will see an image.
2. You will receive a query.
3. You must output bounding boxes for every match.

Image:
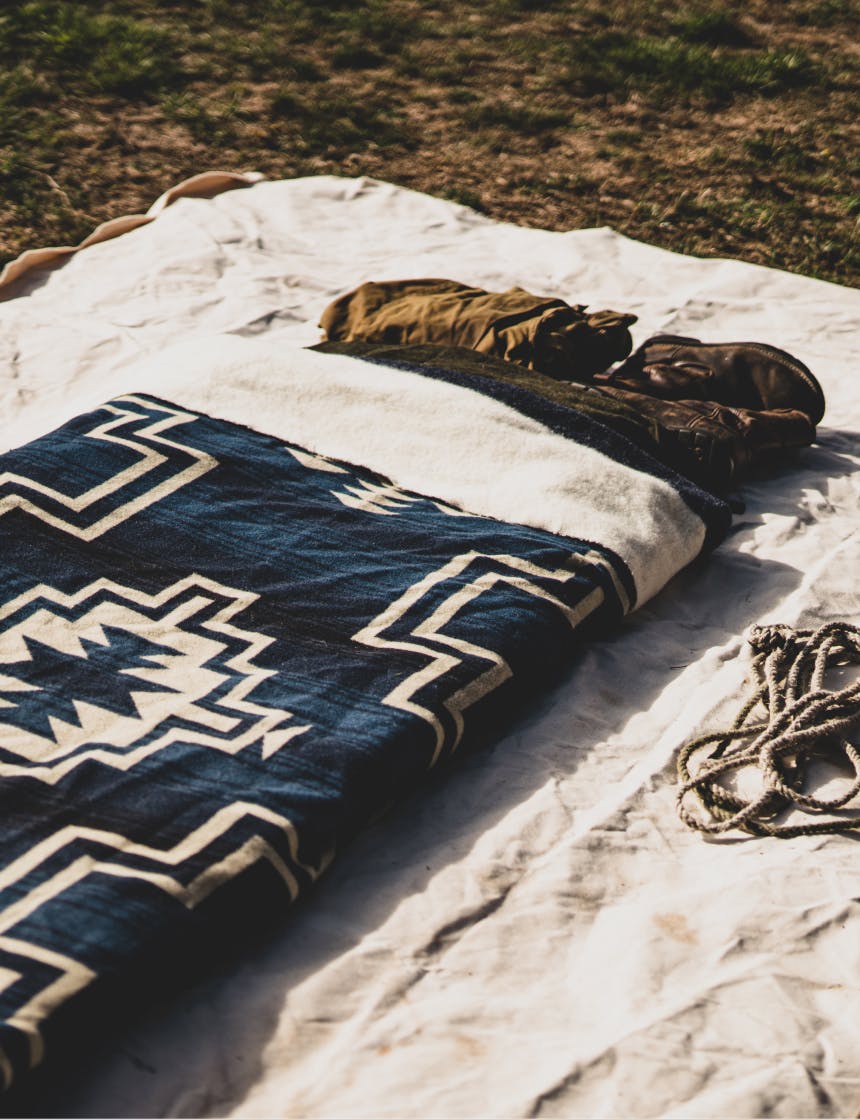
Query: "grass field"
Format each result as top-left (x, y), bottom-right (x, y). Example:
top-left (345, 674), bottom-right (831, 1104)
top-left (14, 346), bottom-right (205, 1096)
top-left (0, 0), bottom-right (857, 284)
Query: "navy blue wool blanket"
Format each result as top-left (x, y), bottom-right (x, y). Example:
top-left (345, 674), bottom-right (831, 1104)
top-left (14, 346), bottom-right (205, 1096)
top-left (0, 342), bottom-right (730, 1091)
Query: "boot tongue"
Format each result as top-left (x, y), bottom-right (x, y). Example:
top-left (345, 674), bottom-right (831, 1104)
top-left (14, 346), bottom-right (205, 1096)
top-left (641, 359), bottom-right (714, 398)
top-left (596, 359), bottom-right (714, 399)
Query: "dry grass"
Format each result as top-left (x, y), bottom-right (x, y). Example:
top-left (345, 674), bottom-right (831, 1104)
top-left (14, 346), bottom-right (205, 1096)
top-left (1, 0), bottom-right (858, 284)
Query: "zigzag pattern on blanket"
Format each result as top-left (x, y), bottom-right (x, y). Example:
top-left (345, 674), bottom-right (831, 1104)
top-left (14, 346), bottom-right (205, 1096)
top-left (0, 384), bottom-right (664, 1091)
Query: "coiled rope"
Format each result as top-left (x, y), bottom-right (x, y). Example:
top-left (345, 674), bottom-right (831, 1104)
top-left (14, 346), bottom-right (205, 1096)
top-left (677, 622), bottom-right (860, 838)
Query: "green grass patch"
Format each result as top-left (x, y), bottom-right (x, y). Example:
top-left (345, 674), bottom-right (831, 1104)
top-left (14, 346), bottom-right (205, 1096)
top-left (0, 2), bottom-right (181, 98)
top-left (743, 129), bottom-right (823, 172)
top-left (669, 9), bottom-right (757, 47)
top-left (309, 0), bottom-right (416, 52)
top-left (558, 31), bottom-right (820, 103)
top-left (270, 86), bottom-right (414, 154)
top-left (331, 43), bottom-right (386, 70)
top-left (162, 88), bottom-right (249, 145)
top-left (465, 100), bottom-right (571, 134)
top-left (636, 181), bottom-right (858, 282)
top-left (439, 186), bottom-right (486, 212)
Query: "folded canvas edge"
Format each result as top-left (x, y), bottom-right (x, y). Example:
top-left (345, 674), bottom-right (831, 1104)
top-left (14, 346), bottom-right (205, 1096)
top-left (0, 170), bottom-right (265, 299)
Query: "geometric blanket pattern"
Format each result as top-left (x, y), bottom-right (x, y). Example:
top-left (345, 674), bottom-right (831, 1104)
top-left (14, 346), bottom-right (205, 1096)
top-left (0, 350), bottom-right (731, 1092)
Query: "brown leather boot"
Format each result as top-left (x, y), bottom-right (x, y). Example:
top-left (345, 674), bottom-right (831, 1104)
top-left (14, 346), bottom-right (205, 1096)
top-left (597, 383), bottom-right (817, 491)
top-left (595, 334), bottom-right (825, 424)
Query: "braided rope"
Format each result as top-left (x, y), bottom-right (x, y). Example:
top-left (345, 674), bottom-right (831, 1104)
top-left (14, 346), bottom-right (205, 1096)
top-left (677, 622), bottom-right (860, 838)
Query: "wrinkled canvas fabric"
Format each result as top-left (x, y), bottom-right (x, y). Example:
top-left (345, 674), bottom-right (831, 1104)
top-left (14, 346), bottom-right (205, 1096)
top-left (0, 176), bottom-right (857, 1119)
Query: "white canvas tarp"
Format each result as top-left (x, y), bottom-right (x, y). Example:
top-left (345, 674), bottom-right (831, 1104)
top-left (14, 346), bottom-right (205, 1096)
top-left (1, 175), bottom-right (859, 1118)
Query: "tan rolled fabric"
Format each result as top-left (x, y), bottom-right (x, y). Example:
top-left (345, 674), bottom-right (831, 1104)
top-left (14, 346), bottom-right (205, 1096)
top-left (319, 279), bottom-right (637, 382)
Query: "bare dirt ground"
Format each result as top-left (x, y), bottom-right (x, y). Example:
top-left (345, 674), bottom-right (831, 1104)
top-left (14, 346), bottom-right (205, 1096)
top-left (0, 0), bottom-right (857, 284)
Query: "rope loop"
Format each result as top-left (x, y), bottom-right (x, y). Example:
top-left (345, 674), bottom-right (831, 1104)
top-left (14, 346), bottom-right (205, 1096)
top-left (677, 621), bottom-right (860, 838)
